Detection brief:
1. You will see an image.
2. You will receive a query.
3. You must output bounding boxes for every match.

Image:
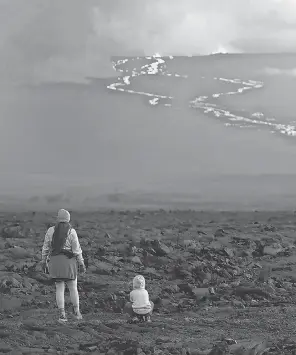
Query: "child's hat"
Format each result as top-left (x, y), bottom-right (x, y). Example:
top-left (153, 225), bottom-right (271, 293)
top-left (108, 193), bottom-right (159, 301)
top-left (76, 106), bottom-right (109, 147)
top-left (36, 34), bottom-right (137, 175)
top-left (133, 275), bottom-right (145, 289)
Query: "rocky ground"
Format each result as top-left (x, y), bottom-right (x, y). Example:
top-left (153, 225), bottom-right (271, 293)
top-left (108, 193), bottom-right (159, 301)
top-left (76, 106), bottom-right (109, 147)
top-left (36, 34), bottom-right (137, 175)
top-left (1, 210), bottom-right (296, 354)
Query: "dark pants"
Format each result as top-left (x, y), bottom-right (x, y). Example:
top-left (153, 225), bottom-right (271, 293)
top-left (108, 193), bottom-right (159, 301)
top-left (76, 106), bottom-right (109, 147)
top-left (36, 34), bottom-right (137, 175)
top-left (123, 301), bottom-right (154, 317)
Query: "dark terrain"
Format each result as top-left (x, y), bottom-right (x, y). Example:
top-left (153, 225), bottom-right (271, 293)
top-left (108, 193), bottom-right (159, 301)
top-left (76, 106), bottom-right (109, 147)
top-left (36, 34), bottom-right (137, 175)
top-left (1, 210), bottom-right (296, 354)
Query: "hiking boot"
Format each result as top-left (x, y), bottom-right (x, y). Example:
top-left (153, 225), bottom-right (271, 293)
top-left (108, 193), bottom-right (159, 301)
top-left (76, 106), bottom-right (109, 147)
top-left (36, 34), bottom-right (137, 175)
top-left (73, 307), bottom-right (83, 320)
top-left (144, 315), bottom-right (151, 322)
top-left (74, 310), bottom-right (83, 320)
top-left (58, 313), bottom-right (68, 323)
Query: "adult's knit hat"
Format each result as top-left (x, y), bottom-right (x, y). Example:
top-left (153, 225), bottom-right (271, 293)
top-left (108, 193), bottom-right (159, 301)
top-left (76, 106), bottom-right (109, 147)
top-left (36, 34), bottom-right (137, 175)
top-left (57, 209), bottom-right (70, 223)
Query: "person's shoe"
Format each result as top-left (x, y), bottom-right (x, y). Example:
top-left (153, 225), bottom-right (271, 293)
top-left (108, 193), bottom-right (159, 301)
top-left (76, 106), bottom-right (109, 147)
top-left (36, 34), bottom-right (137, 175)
top-left (145, 315), bottom-right (152, 323)
top-left (128, 316), bottom-right (139, 324)
top-left (74, 310), bottom-right (83, 320)
top-left (58, 313), bottom-right (68, 323)
top-left (138, 315), bottom-right (146, 322)
top-left (73, 307), bottom-right (83, 320)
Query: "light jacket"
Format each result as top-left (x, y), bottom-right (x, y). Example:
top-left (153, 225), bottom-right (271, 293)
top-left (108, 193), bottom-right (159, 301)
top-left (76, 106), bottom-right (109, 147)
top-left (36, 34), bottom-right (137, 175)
top-left (130, 275), bottom-right (152, 315)
top-left (41, 226), bottom-right (84, 264)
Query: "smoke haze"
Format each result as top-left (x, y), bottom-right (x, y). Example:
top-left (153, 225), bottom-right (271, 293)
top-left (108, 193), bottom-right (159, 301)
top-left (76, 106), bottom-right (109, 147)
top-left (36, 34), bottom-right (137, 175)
top-left (0, 0), bottom-right (296, 84)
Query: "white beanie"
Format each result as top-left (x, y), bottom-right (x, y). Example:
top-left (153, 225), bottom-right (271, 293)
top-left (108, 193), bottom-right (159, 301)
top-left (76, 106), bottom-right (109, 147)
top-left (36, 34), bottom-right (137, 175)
top-left (57, 209), bottom-right (70, 223)
top-left (133, 275), bottom-right (145, 289)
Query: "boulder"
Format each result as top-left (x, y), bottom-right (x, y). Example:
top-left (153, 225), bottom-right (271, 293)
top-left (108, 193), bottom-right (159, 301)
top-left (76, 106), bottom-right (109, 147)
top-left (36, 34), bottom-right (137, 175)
top-left (183, 239), bottom-right (197, 248)
top-left (0, 276), bottom-right (22, 289)
top-left (258, 266), bottom-right (272, 282)
top-left (91, 261), bottom-right (115, 275)
top-left (4, 260), bottom-right (36, 273)
top-left (130, 256), bottom-right (143, 265)
top-left (191, 287), bottom-right (209, 300)
top-left (171, 265), bottom-right (192, 279)
top-left (22, 277), bottom-right (33, 289)
top-left (178, 283), bottom-right (194, 294)
top-left (229, 340), bottom-right (268, 355)
top-left (111, 242), bottom-right (130, 255)
top-left (163, 284), bottom-right (180, 294)
top-left (224, 247), bottom-right (235, 258)
top-left (0, 242), bottom-right (10, 250)
top-left (232, 300), bottom-right (245, 308)
top-left (22, 320), bottom-right (46, 331)
top-left (7, 247), bottom-right (34, 260)
top-left (0, 343), bottom-right (12, 353)
top-left (214, 228), bottom-right (226, 238)
top-left (261, 224), bottom-right (276, 232)
top-left (151, 240), bottom-right (171, 256)
top-left (192, 268), bottom-right (211, 284)
top-left (142, 267), bottom-right (162, 278)
top-left (0, 330), bottom-right (10, 339)
top-left (234, 287), bottom-right (270, 299)
top-left (0, 295), bottom-right (22, 311)
top-left (263, 243), bottom-right (283, 256)
top-left (2, 225), bottom-right (26, 238)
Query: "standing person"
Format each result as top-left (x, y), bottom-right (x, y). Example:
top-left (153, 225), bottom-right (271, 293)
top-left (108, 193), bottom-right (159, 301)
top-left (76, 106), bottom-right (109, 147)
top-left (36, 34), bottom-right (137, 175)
top-left (40, 209), bottom-right (86, 323)
top-left (124, 275), bottom-right (154, 323)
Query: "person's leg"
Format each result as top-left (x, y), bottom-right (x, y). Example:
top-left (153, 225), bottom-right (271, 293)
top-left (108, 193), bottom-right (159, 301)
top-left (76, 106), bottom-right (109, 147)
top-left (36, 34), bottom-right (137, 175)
top-left (66, 278), bottom-right (82, 319)
top-left (144, 301), bottom-right (154, 322)
top-left (55, 281), bottom-right (67, 321)
top-left (149, 301), bottom-right (154, 315)
top-left (123, 302), bottom-right (135, 317)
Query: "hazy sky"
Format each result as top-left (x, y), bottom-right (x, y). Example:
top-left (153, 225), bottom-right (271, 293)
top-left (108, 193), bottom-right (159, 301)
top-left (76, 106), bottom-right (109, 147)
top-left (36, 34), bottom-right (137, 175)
top-left (1, 0), bottom-right (296, 84)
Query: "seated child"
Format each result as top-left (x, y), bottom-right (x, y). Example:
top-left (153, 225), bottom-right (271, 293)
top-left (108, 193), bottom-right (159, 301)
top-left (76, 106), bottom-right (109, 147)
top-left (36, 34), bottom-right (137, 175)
top-left (124, 275), bottom-right (154, 322)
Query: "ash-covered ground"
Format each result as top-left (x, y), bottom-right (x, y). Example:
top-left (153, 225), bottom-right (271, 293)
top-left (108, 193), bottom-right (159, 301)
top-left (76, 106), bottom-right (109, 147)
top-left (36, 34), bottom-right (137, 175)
top-left (1, 210), bottom-right (296, 354)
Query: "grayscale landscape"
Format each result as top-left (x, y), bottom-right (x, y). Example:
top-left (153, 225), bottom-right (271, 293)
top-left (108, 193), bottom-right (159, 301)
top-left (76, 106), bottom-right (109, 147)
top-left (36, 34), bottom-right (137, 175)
top-left (1, 1), bottom-right (296, 354)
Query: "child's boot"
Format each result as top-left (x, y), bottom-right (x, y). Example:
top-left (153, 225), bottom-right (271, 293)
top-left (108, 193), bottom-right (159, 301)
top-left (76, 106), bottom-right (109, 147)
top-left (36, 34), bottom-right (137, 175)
top-left (128, 316), bottom-right (139, 324)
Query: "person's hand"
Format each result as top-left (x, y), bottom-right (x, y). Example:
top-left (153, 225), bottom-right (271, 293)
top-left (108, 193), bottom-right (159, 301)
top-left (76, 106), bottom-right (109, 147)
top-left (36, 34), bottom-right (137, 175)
top-left (79, 263), bottom-right (86, 273)
top-left (40, 260), bottom-right (48, 273)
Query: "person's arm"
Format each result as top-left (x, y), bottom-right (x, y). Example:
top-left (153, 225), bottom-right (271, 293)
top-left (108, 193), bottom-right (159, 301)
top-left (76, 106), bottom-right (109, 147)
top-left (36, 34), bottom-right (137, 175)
top-left (41, 228), bottom-right (53, 262)
top-left (70, 229), bottom-right (85, 265)
top-left (130, 291), bottom-right (134, 303)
